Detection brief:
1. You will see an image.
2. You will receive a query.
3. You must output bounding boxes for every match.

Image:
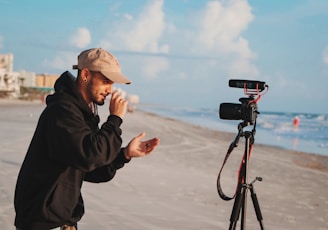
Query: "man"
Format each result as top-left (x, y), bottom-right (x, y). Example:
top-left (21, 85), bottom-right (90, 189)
top-left (14, 48), bottom-right (160, 230)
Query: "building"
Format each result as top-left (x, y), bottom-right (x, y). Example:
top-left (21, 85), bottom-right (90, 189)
top-left (35, 73), bottom-right (59, 89)
top-left (0, 53), bottom-right (58, 99)
top-left (0, 53), bottom-right (20, 97)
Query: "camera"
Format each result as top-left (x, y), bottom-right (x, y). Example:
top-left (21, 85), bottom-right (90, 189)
top-left (220, 98), bottom-right (258, 124)
top-left (219, 79), bottom-right (267, 124)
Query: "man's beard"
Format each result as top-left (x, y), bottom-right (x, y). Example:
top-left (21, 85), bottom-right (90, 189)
top-left (88, 89), bottom-right (106, 106)
top-left (93, 97), bottom-right (105, 106)
top-left (96, 100), bottom-right (105, 106)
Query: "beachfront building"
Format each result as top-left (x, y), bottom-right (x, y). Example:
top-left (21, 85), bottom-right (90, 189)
top-left (35, 73), bottom-right (58, 90)
top-left (0, 53), bottom-right (58, 100)
top-left (0, 53), bottom-right (20, 97)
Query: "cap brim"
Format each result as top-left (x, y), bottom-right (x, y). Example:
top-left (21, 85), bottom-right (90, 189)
top-left (101, 71), bottom-right (131, 84)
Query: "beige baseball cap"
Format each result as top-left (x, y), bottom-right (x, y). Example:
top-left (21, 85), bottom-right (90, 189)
top-left (72, 48), bottom-right (131, 84)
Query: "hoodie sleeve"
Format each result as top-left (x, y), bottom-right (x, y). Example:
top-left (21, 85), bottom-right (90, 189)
top-left (46, 100), bottom-right (124, 172)
top-left (83, 148), bottom-right (131, 183)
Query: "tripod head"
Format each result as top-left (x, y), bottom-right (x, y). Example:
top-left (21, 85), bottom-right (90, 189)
top-left (228, 119), bottom-right (256, 155)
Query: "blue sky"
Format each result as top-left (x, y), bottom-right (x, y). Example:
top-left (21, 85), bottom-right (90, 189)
top-left (1, 0), bottom-right (328, 114)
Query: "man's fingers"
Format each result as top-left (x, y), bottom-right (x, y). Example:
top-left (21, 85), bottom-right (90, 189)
top-left (136, 132), bottom-right (146, 140)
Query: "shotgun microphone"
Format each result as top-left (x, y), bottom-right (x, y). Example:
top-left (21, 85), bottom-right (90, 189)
top-left (229, 79), bottom-right (267, 91)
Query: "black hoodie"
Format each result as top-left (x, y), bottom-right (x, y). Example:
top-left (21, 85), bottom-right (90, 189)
top-left (14, 71), bottom-right (130, 229)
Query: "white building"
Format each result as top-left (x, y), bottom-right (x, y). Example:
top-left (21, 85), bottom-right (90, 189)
top-left (0, 53), bottom-right (36, 97)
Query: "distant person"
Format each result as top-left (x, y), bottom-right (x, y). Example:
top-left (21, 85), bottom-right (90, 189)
top-left (293, 116), bottom-right (300, 130)
top-left (14, 48), bottom-right (160, 230)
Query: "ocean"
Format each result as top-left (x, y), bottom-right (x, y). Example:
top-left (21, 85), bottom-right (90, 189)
top-left (138, 104), bottom-right (328, 157)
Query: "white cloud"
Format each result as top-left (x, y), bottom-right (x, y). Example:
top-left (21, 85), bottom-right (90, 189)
top-left (69, 27), bottom-right (91, 48)
top-left (122, 0), bottom-right (167, 53)
top-left (0, 36), bottom-right (3, 49)
top-left (99, 0), bottom-right (170, 78)
top-left (99, 0), bottom-right (257, 79)
top-left (323, 46), bottom-right (328, 65)
top-left (229, 58), bottom-right (259, 76)
top-left (102, 0), bottom-right (168, 54)
top-left (42, 51), bottom-right (76, 71)
top-left (197, 1), bottom-right (253, 50)
top-left (194, 0), bottom-right (257, 76)
top-left (142, 57), bottom-right (169, 79)
top-left (322, 46), bottom-right (328, 77)
top-left (123, 13), bottom-right (133, 21)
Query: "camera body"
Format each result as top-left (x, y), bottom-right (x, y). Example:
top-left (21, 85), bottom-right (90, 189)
top-left (219, 97), bottom-right (258, 124)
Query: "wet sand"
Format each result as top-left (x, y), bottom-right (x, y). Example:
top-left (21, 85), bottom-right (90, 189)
top-left (0, 100), bottom-right (327, 229)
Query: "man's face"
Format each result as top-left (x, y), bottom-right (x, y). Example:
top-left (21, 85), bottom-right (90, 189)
top-left (86, 71), bottom-right (113, 105)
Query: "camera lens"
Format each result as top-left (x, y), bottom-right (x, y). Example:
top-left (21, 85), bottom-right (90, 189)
top-left (219, 103), bottom-right (242, 120)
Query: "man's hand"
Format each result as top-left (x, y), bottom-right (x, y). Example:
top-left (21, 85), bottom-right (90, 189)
top-left (124, 132), bottom-right (160, 159)
top-left (109, 91), bottom-right (128, 119)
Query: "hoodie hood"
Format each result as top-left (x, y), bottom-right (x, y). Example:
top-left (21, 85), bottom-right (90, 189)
top-left (46, 71), bottom-right (93, 117)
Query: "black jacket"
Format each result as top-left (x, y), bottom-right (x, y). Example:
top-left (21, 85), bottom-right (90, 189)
top-left (14, 71), bottom-right (130, 229)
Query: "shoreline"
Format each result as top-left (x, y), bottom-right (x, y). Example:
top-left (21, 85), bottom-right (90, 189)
top-left (138, 108), bottom-right (328, 173)
top-left (137, 103), bottom-right (328, 157)
top-left (1, 98), bottom-right (327, 172)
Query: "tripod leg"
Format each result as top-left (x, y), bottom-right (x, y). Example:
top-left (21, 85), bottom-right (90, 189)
top-left (250, 185), bottom-right (265, 230)
top-left (229, 185), bottom-right (245, 230)
top-left (240, 188), bottom-right (248, 230)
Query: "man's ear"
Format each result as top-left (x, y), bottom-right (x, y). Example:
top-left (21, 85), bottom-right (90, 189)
top-left (80, 68), bottom-right (91, 82)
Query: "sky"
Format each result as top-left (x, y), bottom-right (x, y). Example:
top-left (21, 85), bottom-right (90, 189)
top-left (1, 0), bottom-right (328, 114)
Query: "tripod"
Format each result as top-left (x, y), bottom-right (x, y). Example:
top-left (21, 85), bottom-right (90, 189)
top-left (228, 127), bottom-right (264, 230)
top-left (218, 79), bottom-right (269, 229)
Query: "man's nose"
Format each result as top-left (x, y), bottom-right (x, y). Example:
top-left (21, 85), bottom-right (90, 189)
top-left (106, 85), bottom-right (113, 94)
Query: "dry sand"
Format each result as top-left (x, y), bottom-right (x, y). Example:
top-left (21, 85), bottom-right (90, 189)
top-left (0, 99), bottom-right (327, 229)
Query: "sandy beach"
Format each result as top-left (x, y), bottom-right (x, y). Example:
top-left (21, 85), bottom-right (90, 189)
top-left (1, 100), bottom-right (328, 229)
